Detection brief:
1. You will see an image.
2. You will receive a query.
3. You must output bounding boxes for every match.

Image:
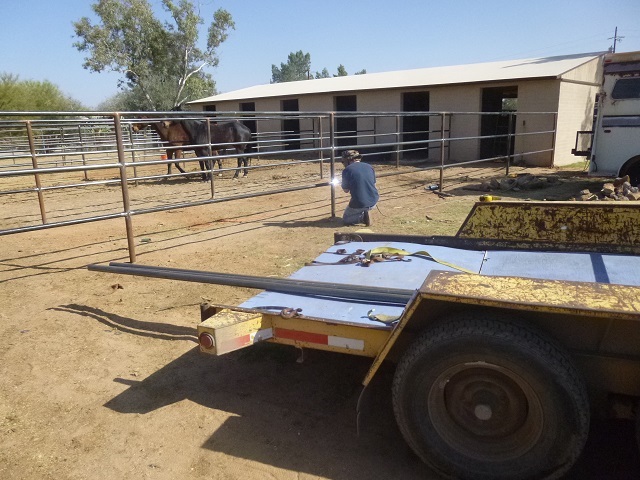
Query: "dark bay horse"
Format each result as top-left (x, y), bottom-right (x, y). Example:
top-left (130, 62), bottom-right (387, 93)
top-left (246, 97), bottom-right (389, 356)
top-left (176, 119), bottom-right (252, 180)
top-left (131, 119), bottom-right (192, 175)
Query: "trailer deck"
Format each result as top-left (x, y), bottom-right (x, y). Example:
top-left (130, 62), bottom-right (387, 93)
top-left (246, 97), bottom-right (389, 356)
top-left (238, 240), bottom-right (640, 328)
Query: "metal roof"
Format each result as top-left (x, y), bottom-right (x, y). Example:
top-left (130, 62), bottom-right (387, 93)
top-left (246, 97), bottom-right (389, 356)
top-left (189, 52), bottom-right (603, 105)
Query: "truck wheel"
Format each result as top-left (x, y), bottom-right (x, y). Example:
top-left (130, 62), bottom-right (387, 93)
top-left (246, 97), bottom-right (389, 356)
top-left (392, 314), bottom-right (589, 480)
top-left (619, 155), bottom-right (640, 187)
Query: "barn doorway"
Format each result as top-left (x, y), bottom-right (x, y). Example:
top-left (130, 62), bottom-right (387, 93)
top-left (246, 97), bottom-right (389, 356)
top-left (480, 86), bottom-right (518, 159)
top-left (281, 98), bottom-right (300, 150)
top-left (335, 95), bottom-right (357, 147)
top-left (240, 102), bottom-right (256, 153)
top-left (402, 91), bottom-right (430, 158)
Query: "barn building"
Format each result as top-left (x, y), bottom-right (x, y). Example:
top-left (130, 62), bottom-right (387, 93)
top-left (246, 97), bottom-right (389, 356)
top-left (187, 52), bottom-right (604, 167)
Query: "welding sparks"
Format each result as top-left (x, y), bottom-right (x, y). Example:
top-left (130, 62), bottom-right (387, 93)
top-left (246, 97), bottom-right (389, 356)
top-left (331, 177), bottom-right (341, 186)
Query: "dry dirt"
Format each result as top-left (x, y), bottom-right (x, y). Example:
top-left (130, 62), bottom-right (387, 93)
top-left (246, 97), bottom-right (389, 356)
top-left (1, 160), bottom-right (638, 480)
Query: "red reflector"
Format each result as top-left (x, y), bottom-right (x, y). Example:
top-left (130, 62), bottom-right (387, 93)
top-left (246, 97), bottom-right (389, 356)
top-left (199, 332), bottom-right (215, 349)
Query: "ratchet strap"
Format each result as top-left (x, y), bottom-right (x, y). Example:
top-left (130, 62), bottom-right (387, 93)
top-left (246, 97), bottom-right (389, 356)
top-left (364, 247), bottom-right (476, 274)
top-left (307, 246), bottom-right (475, 274)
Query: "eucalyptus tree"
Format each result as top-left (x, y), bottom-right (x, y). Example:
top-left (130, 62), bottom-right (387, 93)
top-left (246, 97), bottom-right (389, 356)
top-left (73, 0), bottom-right (234, 110)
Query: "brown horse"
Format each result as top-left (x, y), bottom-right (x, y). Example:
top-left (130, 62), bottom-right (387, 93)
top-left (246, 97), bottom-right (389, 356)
top-left (131, 120), bottom-right (192, 175)
top-left (176, 118), bottom-right (252, 180)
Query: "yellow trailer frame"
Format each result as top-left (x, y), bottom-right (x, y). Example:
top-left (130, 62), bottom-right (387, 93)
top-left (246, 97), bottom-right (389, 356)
top-left (192, 201), bottom-right (640, 480)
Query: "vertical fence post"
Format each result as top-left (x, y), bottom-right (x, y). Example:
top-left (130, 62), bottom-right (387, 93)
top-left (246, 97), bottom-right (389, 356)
top-left (205, 117), bottom-right (215, 198)
top-left (439, 113), bottom-right (447, 191)
top-left (113, 113), bottom-right (136, 263)
top-left (25, 121), bottom-right (47, 224)
top-left (551, 112), bottom-right (558, 167)
top-left (318, 116), bottom-right (324, 179)
top-left (127, 124), bottom-right (139, 186)
top-left (78, 124), bottom-right (89, 181)
top-left (395, 115), bottom-right (400, 168)
top-left (506, 112), bottom-right (514, 176)
top-left (329, 112), bottom-right (336, 218)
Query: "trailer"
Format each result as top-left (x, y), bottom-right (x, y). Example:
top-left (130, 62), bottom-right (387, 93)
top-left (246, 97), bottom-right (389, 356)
top-left (89, 201), bottom-right (640, 480)
top-left (573, 50), bottom-right (640, 185)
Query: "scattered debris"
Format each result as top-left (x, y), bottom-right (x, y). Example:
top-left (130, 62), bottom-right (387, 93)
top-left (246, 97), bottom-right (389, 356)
top-left (572, 175), bottom-right (640, 201)
top-left (435, 191), bottom-right (454, 198)
top-left (465, 173), bottom-right (561, 192)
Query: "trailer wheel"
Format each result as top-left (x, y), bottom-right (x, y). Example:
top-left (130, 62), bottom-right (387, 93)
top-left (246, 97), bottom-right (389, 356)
top-left (392, 314), bottom-right (589, 480)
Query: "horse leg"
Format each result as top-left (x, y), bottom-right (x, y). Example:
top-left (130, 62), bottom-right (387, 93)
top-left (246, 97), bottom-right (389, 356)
top-left (216, 156), bottom-right (223, 177)
top-left (166, 148), bottom-right (185, 176)
top-left (173, 148), bottom-right (186, 174)
top-left (234, 147), bottom-right (248, 178)
top-left (195, 148), bottom-right (210, 181)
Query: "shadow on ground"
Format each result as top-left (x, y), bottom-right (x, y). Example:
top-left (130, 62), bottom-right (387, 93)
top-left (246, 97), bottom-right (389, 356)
top-left (102, 340), bottom-right (639, 480)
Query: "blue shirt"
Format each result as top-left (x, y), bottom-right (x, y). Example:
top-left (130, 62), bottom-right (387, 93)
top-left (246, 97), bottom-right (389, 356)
top-left (341, 161), bottom-right (379, 208)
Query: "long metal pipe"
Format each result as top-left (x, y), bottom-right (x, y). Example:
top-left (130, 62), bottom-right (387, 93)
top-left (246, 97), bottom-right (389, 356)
top-left (88, 262), bottom-right (414, 305)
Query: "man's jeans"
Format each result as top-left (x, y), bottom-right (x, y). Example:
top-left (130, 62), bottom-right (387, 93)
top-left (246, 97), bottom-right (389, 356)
top-left (343, 205), bottom-right (373, 225)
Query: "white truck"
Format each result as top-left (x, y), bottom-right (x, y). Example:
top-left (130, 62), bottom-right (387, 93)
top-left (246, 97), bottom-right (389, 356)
top-left (573, 50), bottom-right (640, 185)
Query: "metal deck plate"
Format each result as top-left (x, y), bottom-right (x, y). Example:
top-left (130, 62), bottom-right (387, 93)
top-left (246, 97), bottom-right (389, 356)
top-left (239, 241), bottom-right (640, 328)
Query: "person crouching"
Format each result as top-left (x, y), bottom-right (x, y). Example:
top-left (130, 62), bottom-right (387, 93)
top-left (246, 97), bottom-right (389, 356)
top-left (340, 150), bottom-right (379, 226)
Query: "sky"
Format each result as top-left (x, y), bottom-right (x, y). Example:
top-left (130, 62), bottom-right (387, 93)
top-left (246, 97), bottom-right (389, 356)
top-left (2, 0), bottom-right (640, 109)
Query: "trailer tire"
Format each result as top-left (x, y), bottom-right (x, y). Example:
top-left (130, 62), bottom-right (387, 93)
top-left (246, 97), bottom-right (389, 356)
top-left (392, 314), bottom-right (589, 480)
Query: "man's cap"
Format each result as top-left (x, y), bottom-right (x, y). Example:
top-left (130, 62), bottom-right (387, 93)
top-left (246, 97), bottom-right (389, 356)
top-left (341, 150), bottom-right (362, 161)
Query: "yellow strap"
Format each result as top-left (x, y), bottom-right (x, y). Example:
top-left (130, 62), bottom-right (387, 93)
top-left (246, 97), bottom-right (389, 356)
top-left (365, 247), bottom-right (476, 274)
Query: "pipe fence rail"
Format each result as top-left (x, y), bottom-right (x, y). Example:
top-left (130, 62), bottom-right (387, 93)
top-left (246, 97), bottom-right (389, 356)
top-left (0, 110), bottom-right (556, 261)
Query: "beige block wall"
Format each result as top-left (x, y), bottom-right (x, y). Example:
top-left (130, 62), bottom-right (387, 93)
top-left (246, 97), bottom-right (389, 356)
top-left (430, 85), bottom-right (482, 162)
top-left (514, 80), bottom-right (560, 166)
top-left (555, 81), bottom-right (599, 166)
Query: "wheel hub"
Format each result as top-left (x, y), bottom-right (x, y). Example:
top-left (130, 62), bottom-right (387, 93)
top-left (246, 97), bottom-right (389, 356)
top-left (428, 362), bottom-right (544, 461)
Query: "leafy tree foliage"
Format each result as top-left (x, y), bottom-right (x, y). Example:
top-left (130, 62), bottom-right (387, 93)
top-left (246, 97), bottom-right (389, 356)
top-left (335, 64), bottom-right (348, 77)
top-left (0, 73), bottom-right (85, 113)
top-left (73, 0), bottom-right (234, 110)
top-left (315, 68), bottom-right (330, 79)
top-left (271, 51), bottom-right (312, 83)
top-left (271, 52), bottom-right (366, 83)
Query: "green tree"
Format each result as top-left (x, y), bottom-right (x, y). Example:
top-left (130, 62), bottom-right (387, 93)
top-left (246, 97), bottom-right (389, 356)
top-left (334, 64), bottom-right (348, 77)
top-left (315, 68), bottom-right (330, 79)
top-left (271, 51), bottom-right (312, 83)
top-left (271, 52), bottom-right (367, 83)
top-left (0, 73), bottom-right (85, 113)
top-left (73, 0), bottom-right (234, 110)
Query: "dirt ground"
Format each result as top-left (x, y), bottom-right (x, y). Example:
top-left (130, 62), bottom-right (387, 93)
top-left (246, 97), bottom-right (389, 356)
top-left (1, 160), bottom-right (638, 480)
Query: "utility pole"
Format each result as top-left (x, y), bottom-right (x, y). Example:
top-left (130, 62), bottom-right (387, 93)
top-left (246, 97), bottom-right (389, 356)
top-left (608, 26), bottom-right (624, 53)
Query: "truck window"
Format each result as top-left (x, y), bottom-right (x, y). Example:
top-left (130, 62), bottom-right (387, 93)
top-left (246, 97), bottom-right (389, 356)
top-left (611, 77), bottom-right (640, 99)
